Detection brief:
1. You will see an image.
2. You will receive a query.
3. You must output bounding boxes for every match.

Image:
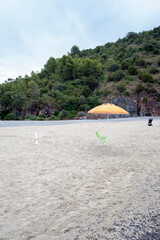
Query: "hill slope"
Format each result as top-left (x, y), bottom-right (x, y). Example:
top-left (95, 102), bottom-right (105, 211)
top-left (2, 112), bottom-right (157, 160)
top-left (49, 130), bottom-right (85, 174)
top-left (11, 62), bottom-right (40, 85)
top-left (0, 26), bottom-right (160, 120)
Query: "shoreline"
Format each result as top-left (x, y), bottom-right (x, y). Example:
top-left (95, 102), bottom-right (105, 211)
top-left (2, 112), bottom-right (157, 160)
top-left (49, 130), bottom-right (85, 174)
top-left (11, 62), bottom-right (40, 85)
top-left (0, 116), bottom-right (160, 128)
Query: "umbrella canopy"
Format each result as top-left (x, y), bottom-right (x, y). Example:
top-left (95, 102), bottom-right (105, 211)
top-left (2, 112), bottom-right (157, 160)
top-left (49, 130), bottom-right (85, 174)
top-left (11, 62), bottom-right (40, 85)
top-left (88, 103), bottom-right (129, 115)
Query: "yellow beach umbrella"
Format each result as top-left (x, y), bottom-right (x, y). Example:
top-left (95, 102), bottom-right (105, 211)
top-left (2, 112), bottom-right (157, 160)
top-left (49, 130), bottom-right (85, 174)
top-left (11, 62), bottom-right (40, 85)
top-left (88, 103), bottom-right (129, 140)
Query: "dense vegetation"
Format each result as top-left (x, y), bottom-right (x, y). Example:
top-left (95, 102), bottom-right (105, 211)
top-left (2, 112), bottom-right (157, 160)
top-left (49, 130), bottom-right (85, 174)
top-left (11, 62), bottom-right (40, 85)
top-left (0, 26), bottom-right (160, 120)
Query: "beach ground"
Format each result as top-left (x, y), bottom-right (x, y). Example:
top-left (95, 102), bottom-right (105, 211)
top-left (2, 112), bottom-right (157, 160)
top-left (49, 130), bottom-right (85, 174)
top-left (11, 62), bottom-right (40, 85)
top-left (0, 119), bottom-right (160, 239)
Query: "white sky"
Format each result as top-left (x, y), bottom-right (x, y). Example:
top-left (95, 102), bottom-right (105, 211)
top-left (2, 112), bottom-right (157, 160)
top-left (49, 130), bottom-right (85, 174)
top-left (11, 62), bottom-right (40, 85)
top-left (0, 0), bottom-right (160, 83)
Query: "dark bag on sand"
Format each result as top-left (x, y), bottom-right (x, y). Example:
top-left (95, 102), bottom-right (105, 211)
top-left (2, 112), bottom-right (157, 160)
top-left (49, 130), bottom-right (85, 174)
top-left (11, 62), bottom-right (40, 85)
top-left (148, 118), bottom-right (153, 126)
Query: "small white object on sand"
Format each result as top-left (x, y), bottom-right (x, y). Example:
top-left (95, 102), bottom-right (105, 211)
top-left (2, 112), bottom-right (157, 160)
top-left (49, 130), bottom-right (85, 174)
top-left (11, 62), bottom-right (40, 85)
top-left (34, 131), bottom-right (38, 145)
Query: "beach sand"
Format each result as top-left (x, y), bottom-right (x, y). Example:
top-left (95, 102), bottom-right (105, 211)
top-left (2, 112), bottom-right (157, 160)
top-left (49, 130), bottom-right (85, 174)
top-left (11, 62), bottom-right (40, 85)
top-left (0, 120), bottom-right (160, 239)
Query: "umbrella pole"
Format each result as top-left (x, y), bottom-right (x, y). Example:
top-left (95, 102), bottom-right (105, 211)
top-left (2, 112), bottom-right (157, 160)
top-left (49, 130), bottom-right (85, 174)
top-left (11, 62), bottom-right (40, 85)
top-left (107, 114), bottom-right (109, 142)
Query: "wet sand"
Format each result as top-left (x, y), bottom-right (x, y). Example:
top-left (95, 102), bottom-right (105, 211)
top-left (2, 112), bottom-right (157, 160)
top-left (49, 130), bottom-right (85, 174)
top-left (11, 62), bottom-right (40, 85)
top-left (0, 120), bottom-right (160, 239)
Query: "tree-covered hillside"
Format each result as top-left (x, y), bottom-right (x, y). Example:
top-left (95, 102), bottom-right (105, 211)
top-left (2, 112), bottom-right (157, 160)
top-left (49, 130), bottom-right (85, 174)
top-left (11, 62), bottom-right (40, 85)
top-left (0, 26), bottom-right (160, 120)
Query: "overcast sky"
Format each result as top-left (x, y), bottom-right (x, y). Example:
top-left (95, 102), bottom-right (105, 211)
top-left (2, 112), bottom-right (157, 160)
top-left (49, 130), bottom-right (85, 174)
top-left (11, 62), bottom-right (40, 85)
top-left (0, 0), bottom-right (160, 84)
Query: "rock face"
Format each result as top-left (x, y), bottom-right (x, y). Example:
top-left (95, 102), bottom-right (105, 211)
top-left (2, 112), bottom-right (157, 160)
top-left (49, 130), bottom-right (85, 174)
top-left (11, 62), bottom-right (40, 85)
top-left (111, 95), bottom-right (160, 117)
top-left (8, 95), bottom-right (160, 119)
top-left (15, 105), bottom-right (56, 118)
top-left (112, 96), bottom-right (137, 117)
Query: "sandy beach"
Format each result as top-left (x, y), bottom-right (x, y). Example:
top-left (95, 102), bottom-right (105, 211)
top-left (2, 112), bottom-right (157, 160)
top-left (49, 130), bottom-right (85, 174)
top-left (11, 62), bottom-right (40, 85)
top-left (0, 119), bottom-right (160, 239)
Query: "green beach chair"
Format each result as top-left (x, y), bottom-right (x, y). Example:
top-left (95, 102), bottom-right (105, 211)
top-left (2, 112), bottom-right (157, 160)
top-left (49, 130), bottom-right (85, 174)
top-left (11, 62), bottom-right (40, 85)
top-left (96, 131), bottom-right (107, 143)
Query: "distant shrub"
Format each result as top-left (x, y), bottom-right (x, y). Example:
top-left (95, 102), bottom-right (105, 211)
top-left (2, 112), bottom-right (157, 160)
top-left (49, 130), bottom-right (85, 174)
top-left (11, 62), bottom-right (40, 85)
top-left (70, 110), bottom-right (77, 116)
top-left (138, 71), bottom-right (146, 80)
top-left (156, 93), bottom-right (160, 101)
top-left (87, 95), bottom-right (99, 107)
top-left (84, 104), bottom-right (91, 112)
top-left (142, 98), bottom-right (147, 103)
top-left (85, 76), bottom-right (99, 90)
top-left (147, 61), bottom-right (152, 66)
top-left (4, 113), bottom-right (17, 120)
top-left (68, 112), bottom-right (76, 119)
top-left (141, 73), bottom-right (154, 83)
top-left (125, 75), bottom-right (134, 82)
top-left (79, 104), bottom-right (90, 111)
top-left (136, 84), bottom-right (145, 93)
top-left (116, 83), bottom-right (126, 93)
top-left (113, 70), bottom-right (125, 81)
top-left (78, 95), bottom-right (86, 105)
top-left (136, 58), bottom-right (146, 67)
top-left (153, 48), bottom-right (160, 54)
top-left (128, 65), bottom-right (138, 75)
top-left (38, 113), bottom-right (46, 118)
top-left (81, 85), bottom-right (91, 97)
top-left (107, 73), bottom-right (114, 81)
top-left (0, 112), bottom-right (3, 119)
top-left (149, 65), bottom-right (159, 74)
top-left (24, 114), bottom-right (37, 120)
top-left (54, 110), bottom-right (60, 116)
top-left (101, 54), bottom-right (108, 60)
top-left (124, 91), bottom-right (130, 96)
top-left (37, 117), bottom-right (45, 121)
top-left (108, 63), bottom-right (119, 72)
top-left (157, 58), bottom-right (160, 66)
top-left (58, 110), bottom-right (69, 120)
top-left (143, 40), bottom-right (157, 52)
top-left (149, 87), bottom-right (157, 93)
top-left (152, 26), bottom-right (160, 39)
top-left (126, 32), bottom-right (138, 39)
top-left (102, 89), bottom-right (111, 96)
top-left (144, 87), bottom-right (149, 93)
top-left (121, 61), bottom-right (129, 70)
top-left (77, 111), bottom-right (85, 118)
top-left (18, 117), bottom-right (24, 120)
top-left (49, 115), bottom-right (56, 120)
top-left (131, 54), bottom-right (139, 64)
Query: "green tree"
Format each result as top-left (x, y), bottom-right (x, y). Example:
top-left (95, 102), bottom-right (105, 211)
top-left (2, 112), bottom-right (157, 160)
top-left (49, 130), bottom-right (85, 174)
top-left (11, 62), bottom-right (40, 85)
top-left (38, 95), bottom-right (53, 107)
top-left (143, 40), bottom-right (159, 52)
top-left (70, 45), bottom-right (80, 56)
top-left (44, 57), bottom-right (57, 76)
top-left (87, 95), bottom-right (99, 108)
top-left (27, 81), bottom-right (40, 99)
top-left (12, 93), bottom-right (27, 111)
top-left (84, 76), bottom-right (99, 90)
top-left (78, 95), bottom-right (86, 105)
top-left (81, 85), bottom-right (91, 97)
top-left (0, 91), bottom-right (13, 111)
top-left (57, 55), bottom-right (67, 76)
top-left (63, 55), bottom-right (74, 80)
top-left (77, 58), bottom-right (102, 78)
top-left (63, 96), bottom-right (79, 111)
top-left (30, 73), bottom-right (41, 85)
top-left (126, 32), bottom-right (138, 39)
